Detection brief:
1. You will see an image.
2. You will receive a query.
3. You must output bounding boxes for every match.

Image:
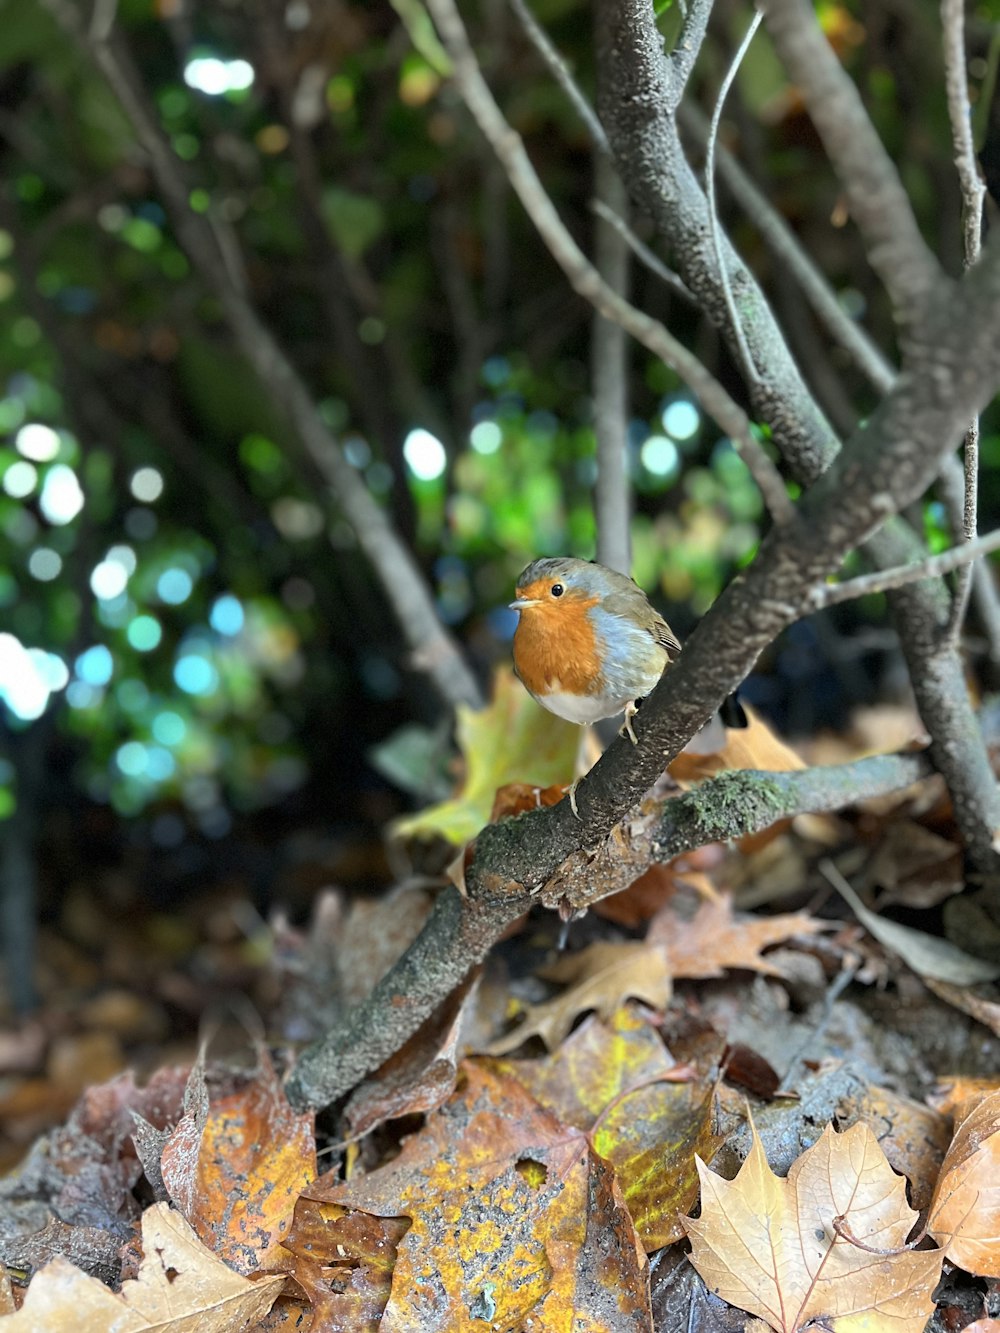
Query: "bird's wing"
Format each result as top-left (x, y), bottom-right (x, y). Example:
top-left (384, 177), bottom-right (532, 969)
top-left (650, 613), bottom-right (682, 658)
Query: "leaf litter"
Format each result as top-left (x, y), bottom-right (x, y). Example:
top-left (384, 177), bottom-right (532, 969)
top-left (4, 681), bottom-right (1000, 1329)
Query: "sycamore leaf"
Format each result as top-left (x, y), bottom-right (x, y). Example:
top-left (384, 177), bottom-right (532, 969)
top-left (393, 667), bottom-right (579, 846)
top-left (301, 1062), bottom-right (651, 1332)
top-left (0, 1203), bottom-right (284, 1331)
top-left (160, 1047), bottom-right (316, 1274)
top-left (928, 1090), bottom-right (1000, 1276)
top-left (488, 941), bottom-right (672, 1054)
top-left (685, 1120), bottom-right (941, 1333)
top-left (648, 893), bottom-right (822, 979)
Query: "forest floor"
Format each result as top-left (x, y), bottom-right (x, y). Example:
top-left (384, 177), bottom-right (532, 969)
top-left (1, 693), bottom-right (999, 1331)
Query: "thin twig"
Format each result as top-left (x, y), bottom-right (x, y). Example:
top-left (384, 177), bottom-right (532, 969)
top-left (668, 0), bottom-right (715, 105)
top-left (508, 0), bottom-right (610, 154)
top-left (427, 0), bottom-right (796, 526)
top-left (705, 9), bottom-right (763, 387)
top-left (807, 528), bottom-right (1000, 610)
top-left (942, 0), bottom-right (985, 644)
top-left (590, 200), bottom-right (696, 305)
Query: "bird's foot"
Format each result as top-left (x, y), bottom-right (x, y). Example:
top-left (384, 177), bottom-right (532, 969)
top-left (568, 778), bottom-right (583, 819)
top-left (620, 700), bottom-right (640, 745)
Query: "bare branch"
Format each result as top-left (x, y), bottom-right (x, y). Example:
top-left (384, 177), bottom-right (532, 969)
top-left (285, 748), bottom-right (930, 1109)
top-left (590, 200), bottom-right (695, 304)
top-left (42, 0), bottom-right (482, 712)
top-left (669, 0), bottom-right (715, 106)
top-left (427, 0), bottom-right (795, 526)
top-left (705, 9), bottom-right (764, 387)
top-left (592, 152), bottom-right (632, 574)
top-left (761, 0), bottom-right (943, 327)
top-left (942, 0), bottom-right (985, 642)
top-left (507, 0), bottom-right (610, 154)
top-left (808, 529), bottom-right (1000, 611)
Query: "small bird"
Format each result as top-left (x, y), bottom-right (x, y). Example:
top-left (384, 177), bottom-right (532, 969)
top-left (510, 556), bottom-right (682, 746)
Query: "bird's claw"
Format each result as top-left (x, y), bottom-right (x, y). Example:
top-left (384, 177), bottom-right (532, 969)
top-left (568, 778), bottom-right (582, 819)
top-left (620, 701), bottom-right (639, 745)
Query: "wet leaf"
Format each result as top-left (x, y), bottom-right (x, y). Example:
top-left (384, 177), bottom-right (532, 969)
top-left (160, 1048), bottom-right (316, 1274)
top-left (0, 1202), bottom-right (284, 1331)
top-left (648, 894), bottom-right (822, 979)
top-left (489, 941), bottom-right (671, 1054)
top-left (594, 1083), bottom-right (728, 1250)
top-left (685, 1119), bottom-right (941, 1333)
top-left (392, 667), bottom-right (579, 846)
top-left (307, 1062), bottom-right (652, 1331)
top-left (928, 1090), bottom-right (1000, 1276)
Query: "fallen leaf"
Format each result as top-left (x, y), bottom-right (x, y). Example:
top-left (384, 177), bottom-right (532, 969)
top-left (280, 1203), bottom-right (409, 1332)
top-left (923, 976), bottom-right (1000, 1038)
top-left (0, 1202), bottom-right (284, 1331)
top-left (342, 973), bottom-right (477, 1137)
top-left (488, 941), bottom-right (671, 1054)
top-left (685, 1119), bottom-right (941, 1333)
top-left (929, 1077), bottom-right (1000, 1121)
top-left (828, 870), bottom-right (1000, 984)
top-left (306, 1062), bottom-right (651, 1331)
top-left (160, 1047), bottom-right (316, 1274)
top-left (836, 1084), bottom-right (951, 1212)
top-left (928, 1090), bottom-right (1000, 1276)
top-left (393, 667), bottom-right (579, 845)
top-left (647, 893), bottom-right (823, 979)
top-left (668, 705), bottom-right (806, 784)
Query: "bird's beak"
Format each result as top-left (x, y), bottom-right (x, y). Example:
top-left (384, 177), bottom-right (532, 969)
top-left (509, 596), bottom-right (541, 610)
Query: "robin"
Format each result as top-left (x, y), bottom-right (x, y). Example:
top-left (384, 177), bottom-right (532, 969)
top-left (510, 557), bottom-right (745, 808)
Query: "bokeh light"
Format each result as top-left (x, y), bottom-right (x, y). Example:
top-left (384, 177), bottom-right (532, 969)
top-left (39, 464), bottom-right (84, 524)
top-left (157, 568), bottom-right (194, 605)
top-left (174, 653), bottom-right (218, 695)
top-left (210, 594), bottom-right (244, 636)
top-left (15, 423), bottom-right (60, 461)
top-left (403, 428), bottom-right (447, 481)
top-left (662, 400), bottom-right (701, 441)
top-left (130, 467), bottom-right (164, 503)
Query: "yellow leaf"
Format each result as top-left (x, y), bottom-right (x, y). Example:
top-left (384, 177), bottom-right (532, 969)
top-left (0, 1203), bottom-right (284, 1331)
top-left (685, 1119), bottom-right (941, 1333)
top-left (393, 666), bottom-right (579, 846)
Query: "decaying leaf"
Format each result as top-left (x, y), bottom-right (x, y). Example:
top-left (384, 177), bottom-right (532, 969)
top-left (685, 1119), bottom-right (941, 1333)
top-left (0, 1202), bottom-right (284, 1331)
top-left (928, 1090), bottom-right (1000, 1276)
top-left (668, 705), bottom-right (806, 784)
top-left (647, 893), bottom-right (823, 980)
top-left (923, 976), bottom-right (1000, 1038)
top-left (929, 1077), bottom-right (1000, 1122)
top-left (304, 1061), bottom-right (651, 1332)
top-left (489, 941), bottom-right (671, 1054)
top-left (160, 1047), bottom-right (315, 1274)
top-left (829, 871), bottom-right (1000, 984)
top-left (392, 667), bottom-right (579, 846)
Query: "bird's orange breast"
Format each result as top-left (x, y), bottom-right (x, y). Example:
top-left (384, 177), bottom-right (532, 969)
top-left (512, 595), bottom-right (604, 699)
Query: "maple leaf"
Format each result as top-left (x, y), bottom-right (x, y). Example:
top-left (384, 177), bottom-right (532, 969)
top-left (685, 1119), bottom-right (941, 1333)
top-left (488, 941), bottom-right (672, 1054)
top-left (928, 1089), bottom-right (1000, 1276)
top-left (0, 1203), bottom-right (283, 1331)
top-left (647, 894), bottom-right (822, 979)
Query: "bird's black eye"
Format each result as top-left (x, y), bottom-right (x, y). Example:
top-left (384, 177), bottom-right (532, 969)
top-left (551, 583), bottom-right (564, 598)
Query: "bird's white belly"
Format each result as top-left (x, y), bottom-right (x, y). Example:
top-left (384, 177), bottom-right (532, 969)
top-left (534, 687), bottom-right (627, 725)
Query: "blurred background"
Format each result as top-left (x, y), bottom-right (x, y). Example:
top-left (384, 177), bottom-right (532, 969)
top-left (2, 0), bottom-right (1000, 1146)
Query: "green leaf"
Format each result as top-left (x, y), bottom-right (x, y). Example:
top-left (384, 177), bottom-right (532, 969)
top-left (321, 187), bottom-right (386, 260)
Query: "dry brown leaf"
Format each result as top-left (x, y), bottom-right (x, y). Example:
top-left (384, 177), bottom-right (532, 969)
top-left (488, 941), bottom-right (671, 1054)
top-left (928, 1090), bottom-right (1000, 1276)
top-left (647, 894), bottom-right (822, 979)
top-left (668, 705), bottom-right (805, 785)
top-left (923, 976), bottom-right (1000, 1038)
top-left (929, 1077), bottom-right (1000, 1121)
top-left (837, 1084), bottom-right (951, 1212)
top-left (685, 1119), bottom-right (941, 1333)
top-left (0, 1202), bottom-right (284, 1331)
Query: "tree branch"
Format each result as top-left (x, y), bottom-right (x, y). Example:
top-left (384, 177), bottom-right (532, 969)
top-left (808, 529), bottom-right (1000, 610)
top-left (761, 0), bottom-right (943, 328)
top-left (427, 0), bottom-right (795, 526)
top-left (668, 0), bottom-right (715, 106)
top-left (285, 748), bottom-right (930, 1108)
top-left (41, 0), bottom-right (482, 712)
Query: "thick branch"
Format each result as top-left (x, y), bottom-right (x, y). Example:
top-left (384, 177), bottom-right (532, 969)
top-left (285, 748), bottom-right (929, 1108)
top-left (761, 0), bottom-right (943, 328)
